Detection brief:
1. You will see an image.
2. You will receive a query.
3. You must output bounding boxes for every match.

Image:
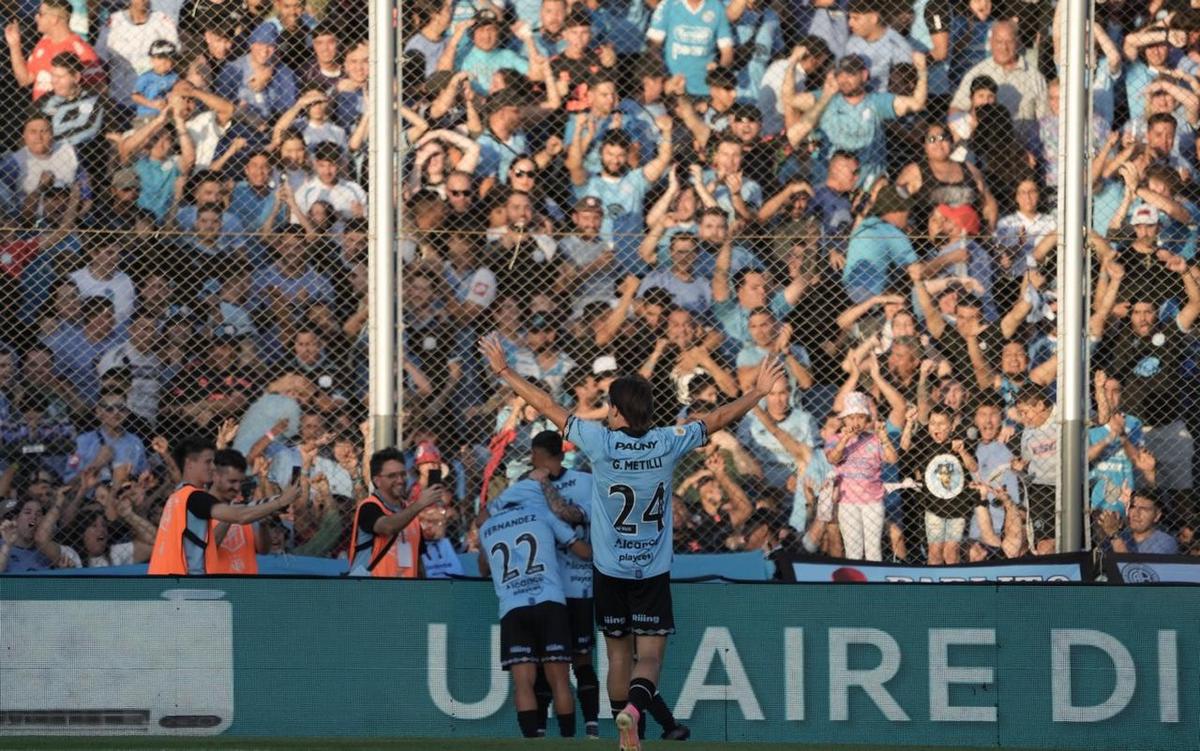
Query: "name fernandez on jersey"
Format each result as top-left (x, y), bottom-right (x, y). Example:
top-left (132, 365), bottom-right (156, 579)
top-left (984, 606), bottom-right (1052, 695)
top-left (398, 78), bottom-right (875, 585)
top-left (565, 416), bottom-right (707, 580)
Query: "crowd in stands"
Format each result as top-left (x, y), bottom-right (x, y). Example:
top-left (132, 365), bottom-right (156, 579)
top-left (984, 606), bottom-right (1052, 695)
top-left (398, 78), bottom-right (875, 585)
top-left (3, 0), bottom-right (1200, 573)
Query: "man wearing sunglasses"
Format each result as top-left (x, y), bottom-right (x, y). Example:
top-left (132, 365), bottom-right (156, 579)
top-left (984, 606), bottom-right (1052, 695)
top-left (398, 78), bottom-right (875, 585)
top-left (63, 389), bottom-right (148, 489)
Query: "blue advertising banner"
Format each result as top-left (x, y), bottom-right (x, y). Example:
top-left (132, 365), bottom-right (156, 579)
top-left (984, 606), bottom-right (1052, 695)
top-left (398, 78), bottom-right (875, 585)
top-left (779, 553), bottom-right (1090, 583)
top-left (1109, 554), bottom-right (1200, 584)
top-left (1, 578), bottom-right (1196, 749)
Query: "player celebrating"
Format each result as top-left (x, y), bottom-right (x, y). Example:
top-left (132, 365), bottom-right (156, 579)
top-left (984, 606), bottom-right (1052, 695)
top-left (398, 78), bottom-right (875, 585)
top-left (478, 476), bottom-right (593, 739)
top-left (481, 335), bottom-right (784, 751)
top-left (528, 430), bottom-right (601, 737)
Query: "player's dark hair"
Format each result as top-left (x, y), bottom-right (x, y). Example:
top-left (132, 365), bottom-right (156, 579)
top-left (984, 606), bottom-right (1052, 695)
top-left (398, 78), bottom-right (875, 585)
top-left (173, 435), bottom-right (216, 474)
top-left (609, 375), bottom-right (654, 433)
top-left (214, 449), bottom-right (248, 473)
top-left (369, 447), bottom-right (405, 478)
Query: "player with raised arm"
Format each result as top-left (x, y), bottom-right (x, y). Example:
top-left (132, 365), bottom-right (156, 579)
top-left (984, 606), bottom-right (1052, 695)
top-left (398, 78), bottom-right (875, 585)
top-left (480, 334), bottom-right (784, 751)
top-left (478, 476), bottom-right (593, 739)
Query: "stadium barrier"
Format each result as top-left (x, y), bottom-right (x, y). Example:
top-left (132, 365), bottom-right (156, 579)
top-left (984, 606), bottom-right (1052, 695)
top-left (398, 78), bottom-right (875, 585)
top-left (2, 578), bottom-right (1197, 748)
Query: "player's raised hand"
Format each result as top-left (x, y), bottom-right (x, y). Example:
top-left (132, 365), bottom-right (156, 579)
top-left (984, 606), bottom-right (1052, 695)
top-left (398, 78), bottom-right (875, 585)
top-left (479, 335), bottom-right (509, 375)
top-left (752, 356), bottom-right (786, 395)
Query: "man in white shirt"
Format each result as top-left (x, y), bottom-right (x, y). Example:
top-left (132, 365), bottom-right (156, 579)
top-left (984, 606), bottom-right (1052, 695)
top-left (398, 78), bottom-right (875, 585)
top-left (97, 310), bottom-right (162, 428)
top-left (95, 0), bottom-right (179, 106)
top-left (2, 113), bottom-right (79, 207)
top-left (293, 141), bottom-right (367, 220)
top-left (69, 239), bottom-right (136, 325)
top-left (949, 20), bottom-right (1047, 144)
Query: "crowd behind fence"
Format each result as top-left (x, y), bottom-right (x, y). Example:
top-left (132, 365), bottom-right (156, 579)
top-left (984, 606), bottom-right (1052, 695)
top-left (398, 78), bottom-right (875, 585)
top-left (2, 0), bottom-right (1200, 575)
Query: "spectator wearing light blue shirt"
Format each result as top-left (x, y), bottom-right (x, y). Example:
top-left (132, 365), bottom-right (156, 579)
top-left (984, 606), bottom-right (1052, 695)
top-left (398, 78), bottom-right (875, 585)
top-left (816, 52), bottom-right (927, 189)
top-left (725, 0), bottom-right (781, 97)
top-left (844, 0), bottom-right (914, 92)
top-left (1104, 491), bottom-right (1179, 555)
top-left (475, 88), bottom-right (529, 187)
top-left (457, 8), bottom-right (545, 95)
top-left (63, 391), bottom-right (148, 485)
top-left (843, 185), bottom-right (919, 303)
top-left (646, 0), bottom-right (733, 96)
top-left (711, 241), bottom-right (808, 350)
top-left (567, 122), bottom-right (674, 273)
top-left (638, 232), bottom-right (713, 313)
top-left (42, 297), bottom-right (128, 407)
top-left (215, 23), bottom-right (298, 121)
top-left (735, 308), bottom-right (812, 402)
top-left (737, 378), bottom-right (823, 490)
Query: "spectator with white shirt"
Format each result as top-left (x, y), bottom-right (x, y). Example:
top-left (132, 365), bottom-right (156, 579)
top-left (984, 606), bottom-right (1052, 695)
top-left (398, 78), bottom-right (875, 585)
top-left (68, 239), bottom-right (136, 327)
top-left (0, 112), bottom-right (81, 213)
top-left (293, 142), bottom-right (366, 220)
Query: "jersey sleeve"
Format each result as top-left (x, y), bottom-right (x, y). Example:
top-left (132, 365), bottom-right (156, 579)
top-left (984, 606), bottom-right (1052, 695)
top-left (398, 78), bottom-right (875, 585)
top-left (187, 491), bottom-right (219, 520)
top-left (566, 416), bottom-right (609, 460)
top-left (545, 510), bottom-right (580, 548)
top-left (667, 421), bottom-right (709, 459)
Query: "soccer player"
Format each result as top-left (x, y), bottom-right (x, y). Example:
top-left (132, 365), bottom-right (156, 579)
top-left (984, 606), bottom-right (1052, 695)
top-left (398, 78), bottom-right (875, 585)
top-left (528, 430), bottom-right (600, 737)
top-left (478, 476), bottom-right (592, 739)
top-left (481, 335), bottom-right (784, 751)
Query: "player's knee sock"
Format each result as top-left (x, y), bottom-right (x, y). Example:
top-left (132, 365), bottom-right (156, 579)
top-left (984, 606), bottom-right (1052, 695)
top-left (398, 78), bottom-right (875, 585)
top-left (629, 677), bottom-right (655, 738)
top-left (573, 664), bottom-right (600, 723)
top-left (533, 670), bottom-right (552, 733)
top-left (649, 692), bottom-right (679, 733)
top-left (517, 710), bottom-right (540, 738)
top-left (556, 713), bottom-right (577, 737)
top-left (610, 696), bottom-right (627, 724)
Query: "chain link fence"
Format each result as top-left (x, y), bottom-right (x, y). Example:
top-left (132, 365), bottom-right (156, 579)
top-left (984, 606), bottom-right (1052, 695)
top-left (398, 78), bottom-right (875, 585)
top-left (1, 0), bottom-right (1196, 574)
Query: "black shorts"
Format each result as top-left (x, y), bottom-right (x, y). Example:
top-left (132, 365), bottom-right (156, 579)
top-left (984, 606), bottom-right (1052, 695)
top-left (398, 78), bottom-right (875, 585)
top-left (566, 597), bottom-right (595, 654)
top-left (1027, 484), bottom-right (1057, 542)
top-left (593, 568), bottom-right (674, 638)
top-left (499, 601), bottom-right (573, 669)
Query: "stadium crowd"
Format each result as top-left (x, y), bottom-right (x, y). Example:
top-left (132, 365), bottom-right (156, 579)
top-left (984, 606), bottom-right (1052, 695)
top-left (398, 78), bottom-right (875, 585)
top-left (2, 0), bottom-right (1200, 574)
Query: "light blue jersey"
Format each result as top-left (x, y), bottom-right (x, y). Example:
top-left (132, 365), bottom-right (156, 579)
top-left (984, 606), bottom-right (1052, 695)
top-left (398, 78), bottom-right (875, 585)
top-left (646, 0), bottom-right (733, 96)
top-left (549, 468), bottom-right (594, 598)
top-left (576, 168), bottom-right (651, 272)
top-left (480, 479), bottom-right (580, 618)
top-left (565, 417), bottom-right (708, 579)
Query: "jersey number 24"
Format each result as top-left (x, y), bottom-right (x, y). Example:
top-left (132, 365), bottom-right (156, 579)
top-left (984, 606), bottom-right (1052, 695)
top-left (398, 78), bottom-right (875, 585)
top-left (609, 483), bottom-right (666, 535)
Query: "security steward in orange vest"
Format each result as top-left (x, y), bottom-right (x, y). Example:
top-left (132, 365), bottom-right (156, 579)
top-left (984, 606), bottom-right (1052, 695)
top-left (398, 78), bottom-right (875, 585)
top-left (347, 447), bottom-right (442, 577)
top-left (206, 449), bottom-right (270, 574)
top-left (148, 436), bottom-right (299, 575)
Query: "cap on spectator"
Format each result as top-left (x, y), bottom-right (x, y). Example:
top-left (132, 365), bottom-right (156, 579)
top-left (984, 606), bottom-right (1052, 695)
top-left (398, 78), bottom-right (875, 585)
top-left (936, 203), bottom-right (982, 235)
top-left (111, 167), bottom-right (140, 190)
top-left (871, 185), bottom-right (912, 216)
top-left (248, 22), bottom-right (280, 46)
top-left (839, 391), bottom-right (872, 418)
top-left (729, 101), bottom-right (761, 122)
top-left (149, 39), bottom-right (178, 58)
top-left (1131, 204), bottom-right (1161, 225)
top-left (706, 66), bottom-right (738, 90)
top-left (969, 75), bottom-right (998, 95)
top-left (531, 429), bottom-right (564, 456)
top-left (574, 195), bottom-right (603, 213)
top-left (564, 6), bottom-right (591, 29)
top-left (473, 8), bottom-right (500, 26)
top-left (592, 355), bottom-right (618, 376)
top-left (835, 55), bottom-right (868, 75)
top-left (415, 441), bottom-right (442, 466)
top-left (632, 53), bottom-right (668, 80)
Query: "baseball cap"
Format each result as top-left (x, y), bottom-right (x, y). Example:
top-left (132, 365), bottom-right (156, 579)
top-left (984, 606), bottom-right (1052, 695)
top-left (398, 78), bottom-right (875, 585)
top-left (835, 55), bottom-right (868, 75)
top-left (706, 66), bottom-right (738, 90)
top-left (838, 391), bottom-right (873, 418)
top-left (592, 355), bottom-right (618, 376)
top-left (574, 195), bottom-right (603, 213)
top-left (872, 185), bottom-right (913, 216)
top-left (1131, 204), bottom-right (1161, 225)
top-left (248, 22), bottom-right (280, 46)
top-left (111, 167), bottom-right (140, 190)
top-left (414, 440), bottom-right (442, 466)
top-left (149, 39), bottom-right (178, 57)
top-left (473, 8), bottom-right (500, 25)
top-left (936, 203), bottom-right (982, 235)
top-left (531, 429), bottom-right (564, 457)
